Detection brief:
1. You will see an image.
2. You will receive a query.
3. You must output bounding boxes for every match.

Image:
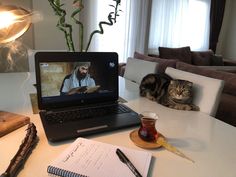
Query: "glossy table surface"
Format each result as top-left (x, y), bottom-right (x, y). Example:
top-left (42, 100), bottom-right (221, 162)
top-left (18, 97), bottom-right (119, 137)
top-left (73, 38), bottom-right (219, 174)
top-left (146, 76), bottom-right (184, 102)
top-left (0, 72), bottom-right (236, 177)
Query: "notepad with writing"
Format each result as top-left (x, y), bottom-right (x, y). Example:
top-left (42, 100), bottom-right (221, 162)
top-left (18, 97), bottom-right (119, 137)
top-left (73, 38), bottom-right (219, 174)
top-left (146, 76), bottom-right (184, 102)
top-left (47, 138), bottom-right (152, 177)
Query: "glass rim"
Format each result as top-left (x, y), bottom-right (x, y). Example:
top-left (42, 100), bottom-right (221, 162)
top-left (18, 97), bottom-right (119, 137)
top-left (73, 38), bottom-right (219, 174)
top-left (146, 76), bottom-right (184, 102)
top-left (140, 111), bottom-right (158, 120)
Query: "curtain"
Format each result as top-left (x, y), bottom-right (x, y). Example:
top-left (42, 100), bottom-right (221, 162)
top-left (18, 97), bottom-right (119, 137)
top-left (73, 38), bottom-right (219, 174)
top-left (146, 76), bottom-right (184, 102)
top-left (82, 0), bottom-right (152, 63)
top-left (148, 0), bottom-right (211, 54)
top-left (209, 0), bottom-right (226, 53)
top-left (123, 0), bottom-right (152, 57)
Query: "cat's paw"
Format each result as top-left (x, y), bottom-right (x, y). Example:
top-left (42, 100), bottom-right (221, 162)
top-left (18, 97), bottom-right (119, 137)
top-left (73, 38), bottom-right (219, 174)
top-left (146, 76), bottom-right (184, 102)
top-left (146, 93), bottom-right (156, 101)
top-left (171, 104), bottom-right (192, 111)
top-left (191, 105), bottom-right (200, 111)
top-left (149, 97), bottom-right (157, 101)
top-left (184, 105), bottom-right (192, 111)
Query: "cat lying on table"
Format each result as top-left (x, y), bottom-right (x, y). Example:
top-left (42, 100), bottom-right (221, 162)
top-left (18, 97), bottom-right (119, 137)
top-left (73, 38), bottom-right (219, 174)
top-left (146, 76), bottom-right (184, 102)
top-left (139, 73), bottom-right (199, 111)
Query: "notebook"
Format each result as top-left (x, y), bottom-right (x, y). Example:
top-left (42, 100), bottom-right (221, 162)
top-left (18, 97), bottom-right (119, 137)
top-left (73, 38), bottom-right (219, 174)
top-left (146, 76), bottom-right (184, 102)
top-left (35, 52), bottom-right (140, 142)
top-left (47, 138), bottom-right (152, 177)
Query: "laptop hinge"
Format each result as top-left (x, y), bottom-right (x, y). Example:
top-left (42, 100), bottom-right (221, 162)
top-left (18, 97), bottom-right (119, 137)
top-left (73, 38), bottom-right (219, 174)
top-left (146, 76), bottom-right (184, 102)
top-left (42, 101), bottom-right (119, 114)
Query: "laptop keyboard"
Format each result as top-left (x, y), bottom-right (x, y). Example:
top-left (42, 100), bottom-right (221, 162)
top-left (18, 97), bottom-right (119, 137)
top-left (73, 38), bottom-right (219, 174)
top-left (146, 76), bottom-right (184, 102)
top-left (44, 104), bottom-right (131, 125)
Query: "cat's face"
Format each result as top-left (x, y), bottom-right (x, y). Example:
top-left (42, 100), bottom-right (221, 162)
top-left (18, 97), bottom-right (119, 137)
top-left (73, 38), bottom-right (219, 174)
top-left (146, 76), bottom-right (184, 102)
top-left (168, 80), bottom-right (193, 101)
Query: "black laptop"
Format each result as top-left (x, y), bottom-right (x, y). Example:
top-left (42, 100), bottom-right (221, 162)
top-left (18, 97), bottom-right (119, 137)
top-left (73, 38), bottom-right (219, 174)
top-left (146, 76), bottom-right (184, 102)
top-left (35, 52), bottom-right (140, 142)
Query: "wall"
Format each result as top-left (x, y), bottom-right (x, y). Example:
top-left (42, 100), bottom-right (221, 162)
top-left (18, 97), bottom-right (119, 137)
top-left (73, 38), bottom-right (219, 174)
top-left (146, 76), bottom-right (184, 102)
top-left (216, 0), bottom-right (236, 60)
top-left (32, 0), bottom-right (80, 51)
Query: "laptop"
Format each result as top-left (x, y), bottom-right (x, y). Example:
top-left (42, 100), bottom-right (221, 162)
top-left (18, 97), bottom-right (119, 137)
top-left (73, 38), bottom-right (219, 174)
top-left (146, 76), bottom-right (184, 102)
top-left (35, 52), bottom-right (140, 142)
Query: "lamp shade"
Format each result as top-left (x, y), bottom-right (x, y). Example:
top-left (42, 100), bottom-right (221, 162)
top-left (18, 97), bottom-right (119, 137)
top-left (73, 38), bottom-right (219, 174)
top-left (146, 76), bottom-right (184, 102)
top-left (0, 5), bottom-right (31, 43)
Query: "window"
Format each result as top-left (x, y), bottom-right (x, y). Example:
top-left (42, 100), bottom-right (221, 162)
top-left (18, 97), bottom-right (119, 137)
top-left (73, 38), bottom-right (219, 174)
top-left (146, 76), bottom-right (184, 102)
top-left (87, 0), bottom-right (151, 63)
top-left (86, 0), bottom-right (128, 62)
top-left (148, 0), bottom-right (211, 54)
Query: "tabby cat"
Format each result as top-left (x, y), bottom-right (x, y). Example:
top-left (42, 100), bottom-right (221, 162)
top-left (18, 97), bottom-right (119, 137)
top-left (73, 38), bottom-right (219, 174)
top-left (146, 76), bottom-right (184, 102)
top-left (140, 73), bottom-right (172, 102)
top-left (139, 73), bottom-right (199, 111)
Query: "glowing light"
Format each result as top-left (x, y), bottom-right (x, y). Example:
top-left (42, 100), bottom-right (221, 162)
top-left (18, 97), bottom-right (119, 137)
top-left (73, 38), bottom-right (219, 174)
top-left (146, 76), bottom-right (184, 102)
top-left (0, 11), bottom-right (18, 29)
top-left (0, 5), bottom-right (31, 44)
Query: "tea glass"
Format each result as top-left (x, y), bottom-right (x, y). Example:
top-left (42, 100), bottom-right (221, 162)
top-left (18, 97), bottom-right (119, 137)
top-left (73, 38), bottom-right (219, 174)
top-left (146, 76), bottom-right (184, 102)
top-left (138, 111), bottom-right (159, 142)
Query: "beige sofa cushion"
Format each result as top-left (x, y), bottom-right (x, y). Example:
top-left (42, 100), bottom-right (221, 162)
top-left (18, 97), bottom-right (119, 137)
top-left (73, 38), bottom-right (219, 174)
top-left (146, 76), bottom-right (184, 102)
top-left (124, 58), bottom-right (158, 84)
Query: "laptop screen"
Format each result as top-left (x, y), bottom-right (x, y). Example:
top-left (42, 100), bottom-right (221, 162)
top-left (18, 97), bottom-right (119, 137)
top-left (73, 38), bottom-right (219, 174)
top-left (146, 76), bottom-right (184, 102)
top-left (35, 52), bottom-right (118, 110)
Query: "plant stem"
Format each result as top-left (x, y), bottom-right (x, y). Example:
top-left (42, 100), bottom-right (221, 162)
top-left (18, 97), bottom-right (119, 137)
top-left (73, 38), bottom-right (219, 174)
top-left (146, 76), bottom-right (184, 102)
top-left (48, 0), bottom-right (75, 51)
top-left (48, 0), bottom-right (122, 52)
top-left (85, 0), bottom-right (121, 52)
top-left (85, 14), bottom-right (113, 52)
top-left (71, 0), bottom-right (84, 52)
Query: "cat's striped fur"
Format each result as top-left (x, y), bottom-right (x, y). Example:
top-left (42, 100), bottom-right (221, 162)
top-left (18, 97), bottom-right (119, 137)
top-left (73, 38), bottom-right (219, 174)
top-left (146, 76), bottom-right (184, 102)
top-left (139, 73), bottom-right (199, 111)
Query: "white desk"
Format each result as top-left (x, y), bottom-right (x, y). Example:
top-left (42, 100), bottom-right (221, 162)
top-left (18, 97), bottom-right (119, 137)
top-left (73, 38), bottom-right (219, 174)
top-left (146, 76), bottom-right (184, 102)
top-left (0, 73), bottom-right (236, 177)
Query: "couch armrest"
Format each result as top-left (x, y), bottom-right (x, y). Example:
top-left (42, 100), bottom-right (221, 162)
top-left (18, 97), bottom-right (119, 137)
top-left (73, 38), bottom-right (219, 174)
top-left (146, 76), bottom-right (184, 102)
top-left (118, 63), bottom-right (126, 77)
top-left (198, 66), bottom-right (236, 74)
top-left (223, 59), bottom-right (236, 66)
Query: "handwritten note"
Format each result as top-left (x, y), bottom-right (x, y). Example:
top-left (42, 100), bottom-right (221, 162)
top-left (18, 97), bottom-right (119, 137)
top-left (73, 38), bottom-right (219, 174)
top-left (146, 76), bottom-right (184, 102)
top-left (49, 138), bottom-right (152, 177)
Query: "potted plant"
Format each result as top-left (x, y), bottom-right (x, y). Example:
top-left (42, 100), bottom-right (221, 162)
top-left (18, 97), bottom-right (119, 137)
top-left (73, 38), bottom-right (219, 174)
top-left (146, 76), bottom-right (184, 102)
top-left (48, 0), bottom-right (122, 52)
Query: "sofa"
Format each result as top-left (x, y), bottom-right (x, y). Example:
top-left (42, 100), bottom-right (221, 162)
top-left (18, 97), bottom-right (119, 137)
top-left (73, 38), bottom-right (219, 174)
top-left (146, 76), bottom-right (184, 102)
top-left (119, 48), bottom-right (236, 127)
top-left (175, 62), bottom-right (236, 126)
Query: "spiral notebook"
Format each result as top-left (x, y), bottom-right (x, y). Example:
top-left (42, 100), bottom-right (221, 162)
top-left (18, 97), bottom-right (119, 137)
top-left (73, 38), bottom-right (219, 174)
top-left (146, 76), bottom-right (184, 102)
top-left (47, 138), bottom-right (152, 177)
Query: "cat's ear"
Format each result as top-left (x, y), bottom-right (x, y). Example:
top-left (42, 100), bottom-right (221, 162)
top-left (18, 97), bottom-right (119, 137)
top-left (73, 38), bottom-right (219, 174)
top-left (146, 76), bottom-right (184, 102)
top-left (187, 81), bottom-right (193, 87)
top-left (170, 80), bottom-right (175, 84)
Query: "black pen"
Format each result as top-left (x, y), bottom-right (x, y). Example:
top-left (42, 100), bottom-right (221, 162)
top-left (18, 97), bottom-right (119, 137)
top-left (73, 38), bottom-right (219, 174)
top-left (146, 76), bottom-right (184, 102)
top-left (116, 148), bottom-right (143, 177)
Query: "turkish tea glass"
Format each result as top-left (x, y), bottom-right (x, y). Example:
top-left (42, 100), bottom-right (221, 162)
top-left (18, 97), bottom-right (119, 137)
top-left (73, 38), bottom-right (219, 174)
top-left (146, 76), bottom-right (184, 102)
top-left (138, 111), bottom-right (159, 142)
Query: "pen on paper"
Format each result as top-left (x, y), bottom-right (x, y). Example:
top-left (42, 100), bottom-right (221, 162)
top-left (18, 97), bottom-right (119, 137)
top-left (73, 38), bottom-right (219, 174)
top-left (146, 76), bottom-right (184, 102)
top-left (116, 148), bottom-right (142, 177)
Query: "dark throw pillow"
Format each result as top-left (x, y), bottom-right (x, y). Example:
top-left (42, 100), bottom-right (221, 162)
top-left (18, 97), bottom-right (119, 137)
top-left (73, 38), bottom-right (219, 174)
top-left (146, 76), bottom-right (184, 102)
top-left (211, 55), bottom-right (224, 66)
top-left (191, 50), bottom-right (214, 66)
top-left (159, 46), bottom-right (192, 64)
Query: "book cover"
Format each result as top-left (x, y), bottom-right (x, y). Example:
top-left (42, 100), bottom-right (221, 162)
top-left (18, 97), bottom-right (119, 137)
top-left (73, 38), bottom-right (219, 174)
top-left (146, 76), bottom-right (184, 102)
top-left (48, 138), bottom-right (152, 177)
top-left (0, 111), bottom-right (30, 137)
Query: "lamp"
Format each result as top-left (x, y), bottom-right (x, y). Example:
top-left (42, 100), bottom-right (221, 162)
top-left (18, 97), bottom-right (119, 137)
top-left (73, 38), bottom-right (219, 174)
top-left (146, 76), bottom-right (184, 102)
top-left (0, 5), bottom-right (31, 43)
top-left (0, 5), bottom-right (37, 177)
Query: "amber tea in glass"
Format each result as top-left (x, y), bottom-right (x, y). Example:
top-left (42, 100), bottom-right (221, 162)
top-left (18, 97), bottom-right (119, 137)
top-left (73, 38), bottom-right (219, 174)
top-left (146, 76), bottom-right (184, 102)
top-left (138, 112), bottom-right (159, 142)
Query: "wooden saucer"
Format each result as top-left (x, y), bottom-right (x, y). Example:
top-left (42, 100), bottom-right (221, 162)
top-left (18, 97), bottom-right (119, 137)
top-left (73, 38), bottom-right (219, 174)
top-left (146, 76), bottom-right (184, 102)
top-left (130, 129), bottom-right (165, 149)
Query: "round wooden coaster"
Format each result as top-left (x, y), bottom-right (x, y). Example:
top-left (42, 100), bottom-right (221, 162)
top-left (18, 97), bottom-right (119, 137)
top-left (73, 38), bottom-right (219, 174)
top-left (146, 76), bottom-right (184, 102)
top-left (130, 129), bottom-right (165, 149)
